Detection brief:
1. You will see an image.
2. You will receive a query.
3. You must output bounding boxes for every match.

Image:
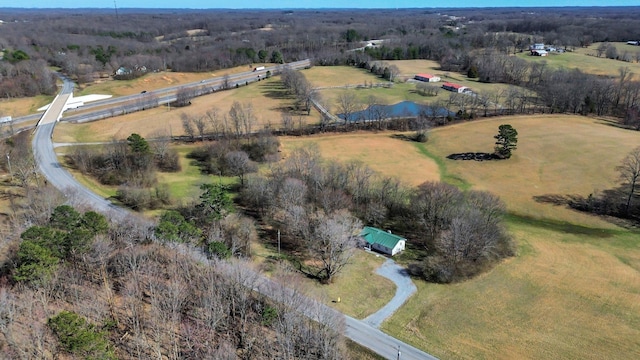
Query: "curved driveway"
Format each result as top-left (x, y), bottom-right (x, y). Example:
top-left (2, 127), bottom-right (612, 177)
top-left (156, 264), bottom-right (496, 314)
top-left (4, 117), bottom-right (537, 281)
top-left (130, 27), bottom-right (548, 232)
top-left (31, 68), bottom-right (437, 360)
top-left (365, 258), bottom-right (417, 328)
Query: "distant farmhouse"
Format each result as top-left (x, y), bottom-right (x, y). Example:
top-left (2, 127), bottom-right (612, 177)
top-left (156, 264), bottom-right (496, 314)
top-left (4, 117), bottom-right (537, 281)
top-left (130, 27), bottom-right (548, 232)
top-left (360, 226), bottom-right (406, 256)
top-left (528, 43), bottom-right (564, 56)
top-left (442, 82), bottom-right (471, 94)
top-left (414, 73), bottom-right (441, 82)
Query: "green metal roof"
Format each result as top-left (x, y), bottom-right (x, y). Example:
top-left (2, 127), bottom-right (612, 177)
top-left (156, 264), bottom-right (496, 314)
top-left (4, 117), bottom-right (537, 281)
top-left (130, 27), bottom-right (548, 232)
top-left (360, 226), bottom-right (405, 249)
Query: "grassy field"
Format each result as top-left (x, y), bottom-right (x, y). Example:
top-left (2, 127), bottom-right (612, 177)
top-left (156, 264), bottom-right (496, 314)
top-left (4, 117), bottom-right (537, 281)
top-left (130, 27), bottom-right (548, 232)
top-left (0, 64), bottom-right (263, 119)
top-left (426, 115), bottom-right (637, 227)
top-left (76, 64), bottom-right (268, 96)
top-left (53, 75), bottom-right (322, 143)
top-left (288, 115), bottom-right (640, 359)
top-left (383, 219), bottom-right (640, 359)
top-left (308, 250), bottom-right (396, 319)
top-left (517, 42), bottom-right (640, 78)
top-left (309, 60), bottom-right (518, 112)
top-left (0, 94), bottom-right (54, 118)
top-left (13, 58), bottom-right (640, 358)
top-left (280, 132), bottom-right (440, 187)
top-left (54, 143), bottom-right (232, 212)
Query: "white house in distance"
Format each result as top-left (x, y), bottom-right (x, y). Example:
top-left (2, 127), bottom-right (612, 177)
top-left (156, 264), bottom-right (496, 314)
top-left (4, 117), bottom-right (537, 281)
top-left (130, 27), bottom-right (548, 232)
top-left (442, 82), bottom-right (471, 93)
top-left (360, 226), bottom-right (406, 256)
top-left (414, 73), bottom-right (441, 82)
top-left (530, 49), bottom-right (548, 56)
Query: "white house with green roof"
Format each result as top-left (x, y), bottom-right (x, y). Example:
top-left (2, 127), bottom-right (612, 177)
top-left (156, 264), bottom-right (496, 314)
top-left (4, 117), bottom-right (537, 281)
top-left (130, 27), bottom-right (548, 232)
top-left (360, 226), bottom-right (406, 256)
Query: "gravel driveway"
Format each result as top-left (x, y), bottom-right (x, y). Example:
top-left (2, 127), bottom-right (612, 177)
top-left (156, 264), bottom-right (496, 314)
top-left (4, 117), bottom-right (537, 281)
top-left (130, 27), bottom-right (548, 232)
top-left (364, 258), bottom-right (417, 328)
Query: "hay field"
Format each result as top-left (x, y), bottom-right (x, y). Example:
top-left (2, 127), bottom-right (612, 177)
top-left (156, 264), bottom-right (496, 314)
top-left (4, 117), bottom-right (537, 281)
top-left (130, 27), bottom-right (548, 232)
top-left (282, 115), bottom-right (640, 359)
top-left (280, 132), bottom-right (440, 187)
top-left (54, 77), bottom-right (322, 143)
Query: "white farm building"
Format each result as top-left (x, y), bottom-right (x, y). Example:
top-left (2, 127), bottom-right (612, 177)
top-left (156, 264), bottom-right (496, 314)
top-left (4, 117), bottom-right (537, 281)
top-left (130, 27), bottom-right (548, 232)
top-left (414, 73), bottom-right (441, 82)
top-left (360, 227), bottom-right (406, 256)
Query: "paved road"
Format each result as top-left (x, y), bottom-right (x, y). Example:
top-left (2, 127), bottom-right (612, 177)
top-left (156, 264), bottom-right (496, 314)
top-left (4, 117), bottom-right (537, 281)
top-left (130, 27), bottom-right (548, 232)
top-left (31, 78), bottom-right (128, 219)
top-left (364, 258), bottom-right (418, 328)
top-left (30, 64), bottom-right (438, 360)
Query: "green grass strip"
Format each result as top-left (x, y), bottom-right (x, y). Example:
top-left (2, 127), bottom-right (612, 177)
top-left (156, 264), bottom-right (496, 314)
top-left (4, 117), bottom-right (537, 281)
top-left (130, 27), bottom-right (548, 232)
top-left (413, 142), bottom-right (471, 190)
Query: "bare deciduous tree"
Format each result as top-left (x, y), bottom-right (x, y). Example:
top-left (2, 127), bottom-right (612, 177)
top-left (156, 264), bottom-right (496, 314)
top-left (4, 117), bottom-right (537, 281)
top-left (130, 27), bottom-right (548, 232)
top-left (617, 146), bottom-right (640, 214)
top-left (224, 150), bottom-right (257, 186)
top-left (181, 113), bottom-right (195, 141)
top-left (307, 209), bottom-right (362, 283)
top-left (228, 101), bottom-right (256, 138)
top-left (336, 91), bottom-right (361, 123)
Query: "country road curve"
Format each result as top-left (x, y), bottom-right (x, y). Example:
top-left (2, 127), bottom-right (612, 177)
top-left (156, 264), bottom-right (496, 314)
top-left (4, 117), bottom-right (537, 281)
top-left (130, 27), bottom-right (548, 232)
top-left (31, 69), bottom-right (439, 360)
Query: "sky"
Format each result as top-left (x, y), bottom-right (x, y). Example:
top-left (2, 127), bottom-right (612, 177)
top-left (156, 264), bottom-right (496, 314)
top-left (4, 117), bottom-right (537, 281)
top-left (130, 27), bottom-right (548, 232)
top-left (4, 1), bottom-right (640, 9)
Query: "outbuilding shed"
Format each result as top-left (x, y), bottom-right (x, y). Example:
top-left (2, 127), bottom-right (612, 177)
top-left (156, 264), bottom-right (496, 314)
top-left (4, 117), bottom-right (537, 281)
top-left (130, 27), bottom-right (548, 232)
top-left (414, 73), bottom-right (441, 82)
top-left (360, 226), bottom-right (406, 256)
top-left (442, 82), bottom-right (470, 93)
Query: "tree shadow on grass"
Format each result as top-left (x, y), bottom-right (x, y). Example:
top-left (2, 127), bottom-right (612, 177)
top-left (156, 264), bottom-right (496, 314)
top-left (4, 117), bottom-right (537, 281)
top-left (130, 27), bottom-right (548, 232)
top-left (390, 133), bottom-right (415, 142)
top-left (259, 81), bottom-right (293, 100)
top-left (446, 152), bottom-right (499, 161)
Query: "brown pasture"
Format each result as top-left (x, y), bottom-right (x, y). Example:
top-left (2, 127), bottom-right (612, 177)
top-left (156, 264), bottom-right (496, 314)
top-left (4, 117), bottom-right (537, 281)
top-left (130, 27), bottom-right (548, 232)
top-left (0, 94), bottom-right (53, 118)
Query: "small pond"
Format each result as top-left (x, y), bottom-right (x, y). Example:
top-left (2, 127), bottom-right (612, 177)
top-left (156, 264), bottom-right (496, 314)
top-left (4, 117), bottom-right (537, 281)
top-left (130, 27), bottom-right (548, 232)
top-left (337, 101), bottom-right (453, 121)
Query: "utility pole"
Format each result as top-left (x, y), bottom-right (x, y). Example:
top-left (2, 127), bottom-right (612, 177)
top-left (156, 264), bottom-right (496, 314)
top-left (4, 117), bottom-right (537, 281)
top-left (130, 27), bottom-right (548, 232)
top-left (6, 153), bottom-right (11, 180)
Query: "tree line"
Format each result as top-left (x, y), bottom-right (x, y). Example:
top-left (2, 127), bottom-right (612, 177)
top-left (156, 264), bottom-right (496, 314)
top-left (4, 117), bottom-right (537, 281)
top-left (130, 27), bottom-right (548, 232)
top-left (3, 7), bottom-right (640, 98)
